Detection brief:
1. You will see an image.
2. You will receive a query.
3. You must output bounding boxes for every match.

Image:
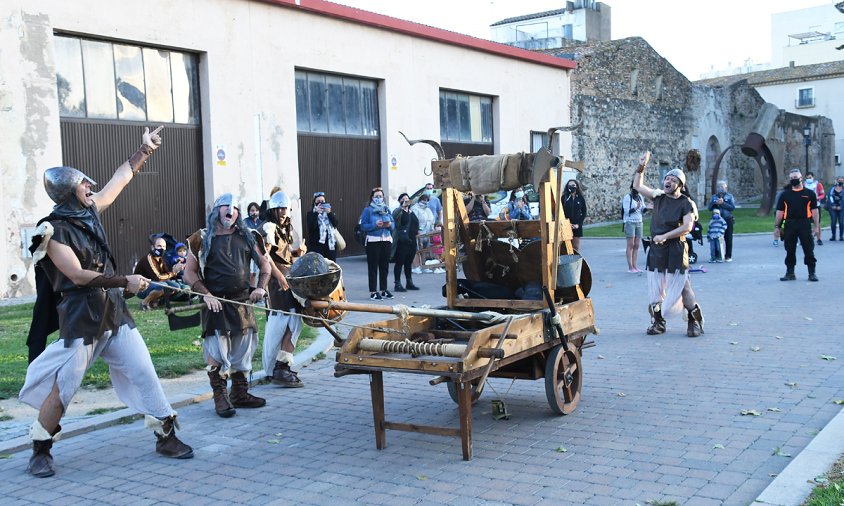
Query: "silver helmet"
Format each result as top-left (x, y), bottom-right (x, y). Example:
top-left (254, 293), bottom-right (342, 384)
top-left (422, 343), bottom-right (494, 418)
top-left (212, 193), bottom-right (240, 210)
top-left (44, 166), bottom-right (97, 205)
top-left (266, 191), bottom-right (290, 210)
top-left (664, 168), bottom-right (686, 187)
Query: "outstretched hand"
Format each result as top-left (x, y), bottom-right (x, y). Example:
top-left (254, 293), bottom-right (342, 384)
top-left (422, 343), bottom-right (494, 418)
top-left (143, 126), bottom-right (164, 151)
top-left (638, 150), bottom-right (651, 170)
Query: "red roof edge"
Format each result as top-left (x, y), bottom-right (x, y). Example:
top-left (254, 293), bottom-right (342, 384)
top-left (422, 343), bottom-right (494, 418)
top-left (256, 0), bottom-right (576, 70)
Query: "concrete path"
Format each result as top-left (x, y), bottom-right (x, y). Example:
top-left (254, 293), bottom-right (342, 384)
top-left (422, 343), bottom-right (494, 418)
top-left (1, 234), bottom-right (842, 505)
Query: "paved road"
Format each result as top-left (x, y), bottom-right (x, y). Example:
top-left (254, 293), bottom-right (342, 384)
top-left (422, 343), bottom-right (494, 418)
top-left (1, 234), bottom-right (842, 505)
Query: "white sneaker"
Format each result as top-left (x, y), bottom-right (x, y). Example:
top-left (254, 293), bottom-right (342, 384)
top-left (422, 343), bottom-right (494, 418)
top-left (433, 268), bottom-right (445, 274)
top-left (424, 269), bottom-right (434, 273)
top-left (412, 267), bottom-right (422, 274)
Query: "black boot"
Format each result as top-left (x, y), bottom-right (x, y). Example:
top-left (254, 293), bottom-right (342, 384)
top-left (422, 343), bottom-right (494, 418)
top-left (405, 277), bottom-right (420, 290)
top-left (394, 282), bottom-right (407, 292)
top-left (271, 361), bottom-right (304, 388)
top-left (28, 424), bottom-right (60, 478)
top-left (646, 304), bottom-right (666, 335)
top-left (208, 368), bottom-right (236, 418)
top-left (808, 269), bottom-right (819, 282)
top-left (780, 269), bottom-right (796, 281)
top-left (152, 415), bottom-right (193, 459)
top-left (687, 304), bottom-right (704, 338)
top-left (229, 371), bottom-right (266, 408)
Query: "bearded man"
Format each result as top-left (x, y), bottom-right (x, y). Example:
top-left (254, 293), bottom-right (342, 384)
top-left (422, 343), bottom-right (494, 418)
top-left (261, 191), bottom-right (308, 388)
top-left (632, 151), bottom-right (705, 337)
top-left (183, 194), bottom-right (271, 417)
top-left (21, 126), bottom-right (193, 478)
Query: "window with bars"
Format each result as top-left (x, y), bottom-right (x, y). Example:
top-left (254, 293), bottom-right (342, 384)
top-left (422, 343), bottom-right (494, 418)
top-left (438, 91), bottom-right (493, 145)
top-left (796, 87), bottom-right (814, 108)
top-left (295, 70), bottom-right (379, 137)
top-left (54, 35), bottom-right (200, 124)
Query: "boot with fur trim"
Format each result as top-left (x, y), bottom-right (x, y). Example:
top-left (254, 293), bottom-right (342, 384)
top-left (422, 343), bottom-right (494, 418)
top-left (687, 304), bottom-right (704, 338)
top-left (147, 414), bottom-right (193, 459)
top-left (646, 303), bottom-right (666, 335)
top-left (271, 351), bottom-right (304, 388)
top-left (28, 421), bottom-right (61, 478)
top-left (208, 367), bottom-right (236, 418)
top-left (229, 371), bottom-right (266, 408)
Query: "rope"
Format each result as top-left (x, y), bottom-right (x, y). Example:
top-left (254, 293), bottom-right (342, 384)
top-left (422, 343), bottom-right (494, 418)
top-left (485, 377), bottom-right (517, 402)
top-left (147, 280), bottom-right (403, 335)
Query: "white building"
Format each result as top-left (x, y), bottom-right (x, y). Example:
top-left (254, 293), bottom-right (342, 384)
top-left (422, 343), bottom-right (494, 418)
top-left (772, 2), bottom-right (844, 67)
top-left (0, 0), bottom-right (574, 298)
top-left (490, 0), bottom-right (611, 51)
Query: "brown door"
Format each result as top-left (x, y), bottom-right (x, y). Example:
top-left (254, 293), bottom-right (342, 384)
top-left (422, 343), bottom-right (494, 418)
top-left (297, 134), bottom-right (380, 257)
top-left (60, 119), bottom-right (205, 273)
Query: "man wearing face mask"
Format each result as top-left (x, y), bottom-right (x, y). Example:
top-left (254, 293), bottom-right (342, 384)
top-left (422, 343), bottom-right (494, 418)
top-left (183, 194), bottom-right (272, 417)
top-left (21, 126), bottom-right (194, 478)
top-left (803, 172), bottom-right (825, 245)
top-left (708, 180), bottom-right (736, 262)
top-left (424, 182), bottom-right (443, 226)
top-left (774, 169), bottom-right (820, 281)
top-left (632, 152), bottom-right (704, 337)
top-left (133, 235), bottom-right (185, 310)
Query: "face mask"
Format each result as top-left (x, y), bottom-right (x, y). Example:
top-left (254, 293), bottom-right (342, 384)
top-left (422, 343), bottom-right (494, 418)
top-left (837, 182), bottom-right (844, 187)
top-left (805, 178), bottom-right (813, 183)
top-left (373, 197), bottom-right (384, 205)
top-left (567, 186), bottom-right (576, 193)
top-left (425, 189), bottom-right (433, 196)
top-left (153, 248), bottom-right (164, 257)
top-left (515, 191), bottom-right (524, 199)
top-left (790, 179), bottom-right (802, 187)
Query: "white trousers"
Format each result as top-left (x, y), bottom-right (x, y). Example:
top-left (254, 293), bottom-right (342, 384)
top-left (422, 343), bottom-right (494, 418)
top-left (203, 328), bottom-right (258, 376)
top-left (262, 309), bottom-right (302, 375)
top-left (19, 324), bottom-right (173, 419)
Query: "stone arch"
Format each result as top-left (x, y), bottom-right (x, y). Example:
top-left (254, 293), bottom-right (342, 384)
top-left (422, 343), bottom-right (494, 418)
top-left (705, 135), bottom-right (721, 201)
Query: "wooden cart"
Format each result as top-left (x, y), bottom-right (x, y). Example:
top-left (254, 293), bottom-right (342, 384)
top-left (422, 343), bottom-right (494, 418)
top-left (326, 136), bottom-right (596, 460)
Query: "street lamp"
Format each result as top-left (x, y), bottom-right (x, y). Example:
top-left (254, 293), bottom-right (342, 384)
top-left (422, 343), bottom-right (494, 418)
top-left (803, 123), bottom-right (812, 173)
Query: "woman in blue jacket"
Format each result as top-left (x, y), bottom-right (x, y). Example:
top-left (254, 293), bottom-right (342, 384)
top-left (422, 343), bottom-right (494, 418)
top-left (359, 187), bottom-right (395, 300)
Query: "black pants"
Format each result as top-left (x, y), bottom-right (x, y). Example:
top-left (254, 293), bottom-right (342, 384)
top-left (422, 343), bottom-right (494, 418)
top-left (366, 241), bottom-right (391, 292)
top-left (723, 216), bottom-right (734, 259)
top-left (783, 219), bottom-right (816, 271)
top-left (309, 241), bottom-right (337, 262)
top-left (393, 243), bottom-right (416, 285)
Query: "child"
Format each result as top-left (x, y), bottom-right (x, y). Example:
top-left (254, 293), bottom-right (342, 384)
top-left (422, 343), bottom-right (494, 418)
top-left (707, 209), bottom-right (727, 262)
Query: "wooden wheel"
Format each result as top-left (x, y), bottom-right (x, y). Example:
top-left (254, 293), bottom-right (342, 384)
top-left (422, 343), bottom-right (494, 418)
top-left (544, 344), bottom-right (582, 415)
top-left (447, 380), bottom-right (482, 405)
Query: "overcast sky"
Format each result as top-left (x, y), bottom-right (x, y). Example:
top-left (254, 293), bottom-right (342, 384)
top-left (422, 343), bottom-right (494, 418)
top-left (332, 0), bottom-right (833, 80)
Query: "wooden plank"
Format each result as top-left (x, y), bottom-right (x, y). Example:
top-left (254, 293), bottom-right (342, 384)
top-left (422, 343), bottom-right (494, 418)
top-left (466, 220), bottom-right (542, 238)
top-left (457, 382), bottom-right (473, 460)
top-left (451, 298), bottom-right (546, 310)
top-left (540, 178), bottom-right (554, 301)
top-left (337, 354), bottom-right (460, 373)
top-left (383, 421), bottom-right (461, 437)
top-left (452, 190), bottom-right (482, 281)
top-left (444, 188), bottom-right (458, 308)
top-left (369, 372), bottom-right (386, 450)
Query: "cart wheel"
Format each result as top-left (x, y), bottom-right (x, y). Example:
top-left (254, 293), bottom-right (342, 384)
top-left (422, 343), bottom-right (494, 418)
top-left (447, 380), bottom-right (482, 405)
top-left (544, 344), bottom-right (582, 415)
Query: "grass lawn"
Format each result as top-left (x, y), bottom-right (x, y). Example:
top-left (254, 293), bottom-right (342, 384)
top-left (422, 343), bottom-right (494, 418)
top-left (585, 207), bottom-right (775, 238)
top-left (803, 454), bottom-right (844, 505)
top-left (0, 302), bottom-right (317, 400)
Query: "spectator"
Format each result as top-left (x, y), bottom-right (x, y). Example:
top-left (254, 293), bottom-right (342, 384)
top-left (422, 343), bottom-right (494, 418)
top-left (412, 193), bottom-right (435, 274)
top-left (134, 235), bottom-right (185, 310)
top-left (707, 209), bottom-right (727, 262)
top-left (622, 184), bottom-right (645, 273)
top-left (244, 202), bottom-right (263, 230)
top-left (507, 189), bottom-right (532, 221)
top-left (827, 176), bottom-right (844, 241)
top-left (774, 169), bottom-right (820, 281)
top-left (305, 191), bottom-right (340, 262)
top-left (562, 179), bottom-right (587, 251)
top-left (707, 180), bottom-right (736, 262)
top-left (391, 193), bottom-right (420, 292)
top-left (464, 191), bottom-right (491, 222)
top-left (360, 187), bottom-right (394, 300)
top-left (804, 172), bottom-right (825, 245)
top-left (424, 182), bottom-right (443, 225)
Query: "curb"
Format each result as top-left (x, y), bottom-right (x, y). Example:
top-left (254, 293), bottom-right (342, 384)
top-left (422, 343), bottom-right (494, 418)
top-left (754, 407), bottom-right (844, 506)
top-left (0, 328), bottom-right (336, 455)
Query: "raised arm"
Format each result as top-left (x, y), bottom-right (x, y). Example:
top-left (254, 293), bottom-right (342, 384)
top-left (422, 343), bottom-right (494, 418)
top-left (631, 151), bottom-right (664, 201)
top-left (91, 126), bottom-right (163, 212)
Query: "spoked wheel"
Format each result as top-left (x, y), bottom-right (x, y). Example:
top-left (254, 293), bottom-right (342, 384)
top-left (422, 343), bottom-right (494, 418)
top-left (447, 380), bottom-right (483, 405)
top-left (544, 344), bottom-right (582, 415)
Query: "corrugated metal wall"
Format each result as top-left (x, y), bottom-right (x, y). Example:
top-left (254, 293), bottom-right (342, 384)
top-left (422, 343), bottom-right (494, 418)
top-left (442, 142), bottom-right (494, 159)
top-left (297, 134), bottom-right (381, 256)
top-left (60, 120), bottom-right (205, 274)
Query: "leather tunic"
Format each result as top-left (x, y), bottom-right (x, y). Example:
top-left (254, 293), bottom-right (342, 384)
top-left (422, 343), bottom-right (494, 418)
top-left (193, 230), bottom-right (258, 337)
top-left (42, 218), bottom-right (134, 344)
top-left (264, 221), bottom-right (299, 311)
